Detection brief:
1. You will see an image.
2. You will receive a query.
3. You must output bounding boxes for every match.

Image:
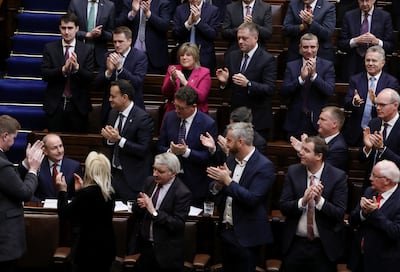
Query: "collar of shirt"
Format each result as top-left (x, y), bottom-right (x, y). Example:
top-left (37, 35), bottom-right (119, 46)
top-left (183, 107), bottom-right (197, 128)
top-left (362, 5), bottom-right (374, 18)
top-left (62, 39), bottom-right (76, 49)
top-left (120, 101), bottom-right (134, 120)
top-left (242, 0), bottom-right (255, 10)
top-left (307, 162), bottom-right (324, 186)
top-left (383, 112), bottom-right (399, 128)
top-left (121, 47), bottom-right (131, 59)
top-left (235, 147), bottom-right (255, 166)
top-left (324, 132), bottom-right (339, 144)
top-left (380, 183), bottom-right (397, 206)
top-left (367, 71), bottom-right (382, 82)
top-left (244, 43), bottom-right (258, 60)
top-left (304, 0), bottom-right (317, 11)
top-left (49, 159), bottom-right (62, 168)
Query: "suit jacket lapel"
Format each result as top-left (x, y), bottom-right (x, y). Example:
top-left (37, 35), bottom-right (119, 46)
top-left (385, 118), bottom-right (400, 145)
top-left (122, 105), bottom-right (136, 135)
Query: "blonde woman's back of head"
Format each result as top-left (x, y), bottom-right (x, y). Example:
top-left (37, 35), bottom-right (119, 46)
top-left (84, 151), bottom-right (114, 201)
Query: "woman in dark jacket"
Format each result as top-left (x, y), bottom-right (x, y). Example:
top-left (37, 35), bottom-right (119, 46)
top-left (56, 151), bottom-right (115, 272)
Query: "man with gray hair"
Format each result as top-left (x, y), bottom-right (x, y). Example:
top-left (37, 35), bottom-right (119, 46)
top-left (360, 88), bottom-right (400, 188)
top-left (344, 46), bottom-right (399, 146)
top-left (133, 152), bottom-right (192, 272)
top-left (348, 159), bottom-right (400, 272)
top-left (207, 122), bottom-right (275, 272)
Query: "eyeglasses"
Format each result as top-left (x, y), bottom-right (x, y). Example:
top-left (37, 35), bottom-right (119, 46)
top-left (370, 173), bottom-right (386, 179)
top-left (173, 101), bottom-right (192, 111)
top-left (375, 102), bottom-right (394, 108)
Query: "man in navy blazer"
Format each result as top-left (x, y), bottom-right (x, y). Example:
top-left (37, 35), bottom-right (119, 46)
top-left (207, 122), bottom-right (275, 272)
top-left (222, 0), bottom-right (272, 53)
top-left (158, 86), bottom-right (217, 207)
top-left (127, 0), bottom-right (170, 73)
top-left (283, 0), bottom-right (336, 62)
top-left (172, 0), bottom-right (220, 71)
top-left (95, 26), bottom-right (147, 124)
top-left (359, 88), bottom-right (400, 188)
top-left (133, 152), bottom-right (192, 271)
top-left (290, 106), bottom-right (349, 171)
top-left (348, 160), bottom-right (400, 272)
top-left (33, 134), bottom-right (82, 201)
top-left (217, 22), bottom-right (276, 140)
top-left (101, 80), bottom-right (154, 202)
top-left (344, 46), bottom-right (399, 147)
top-left (68, 0), bottom-right (115, 67)
top-left (280, 136), bottom-right (348, 272)
top-left (41, 13), bottom-right (94, 133)
top-left (281, 33), bottom-right (335, 139)
top-left (338, 0), bottom-right (393, 80)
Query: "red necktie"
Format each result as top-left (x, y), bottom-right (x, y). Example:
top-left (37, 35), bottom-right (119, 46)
top-left (152, 184), bottom-right (163, 207)
top-left (306, 5), bottom-right (312, 14)
top-left (52, 163), bottom-right (58, 190)
top-left (376, 194), bottom-right (383, 209)
top-left (307, 175), bottom-right (315, 240)
top-left (63, 45), bottom-right (72, 97)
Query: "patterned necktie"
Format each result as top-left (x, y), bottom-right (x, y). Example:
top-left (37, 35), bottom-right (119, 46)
top-left (87, 1), bottom-right (96, 31)
top-left (357, 12), bottom-right (369, 57)
top-left (361, 76), bottom-right (376, 128)
top-left (190, 25), bottom-right (196, 44)
top-left (240, 53), bottom-right (249, 73)
top-left (178, 119), bottom-right (186, 143)
top-left (63, 45), bottom-right (72, 97)
top-left (306, 4), bottom-right (312, 13)
top-left (307, 175), bottom-right (315, 240)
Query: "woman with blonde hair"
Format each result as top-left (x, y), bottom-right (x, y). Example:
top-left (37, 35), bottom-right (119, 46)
top-left (56, 151), bottom-right (115, 272)
top-left (162, 42), bottom-right (211, 117)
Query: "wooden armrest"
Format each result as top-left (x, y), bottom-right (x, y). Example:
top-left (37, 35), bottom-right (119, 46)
top-left (184, 261), bottom-right (194, 269)
top-left (193, 253), bottom-right (211, 268)
top-left (266, 259), bottom-right (282, 272)
top-left (53, 247), bottom-right (71, 263)
top-left (256, 266), bottom-right (266, 272)
top-left (210, 263), bottom-right (223, 272)
top-left (123, 253), bottom-right (141, 268)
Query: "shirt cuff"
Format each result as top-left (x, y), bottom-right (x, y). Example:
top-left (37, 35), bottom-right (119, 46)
top-left (298, 76), bottom-right (305, 85)
top-left (315, 197), bottom-right (325, 210)
top-left (298, 198), bottom-right (306, 209)
top-left (182, 147), bottom-right (191, 158)
top-left (119, 137), bottom-right (126, 148)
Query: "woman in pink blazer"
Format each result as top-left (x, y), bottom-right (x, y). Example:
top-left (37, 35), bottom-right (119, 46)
top-left (162, 42), bottom-right (211, 115)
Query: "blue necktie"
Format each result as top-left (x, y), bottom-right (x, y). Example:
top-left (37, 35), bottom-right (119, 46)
top-left (240, 53), bottom-right (249, 73)
top-left (361, 76), bottom-right (376, 128)
top-left (178, 119), bottom-right (186, 143)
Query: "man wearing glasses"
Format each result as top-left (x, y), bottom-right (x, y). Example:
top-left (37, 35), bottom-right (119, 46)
top-left (360, 88), bottom-right (400, 189)
top-left (347, 159), bottom-right (400, 272)
top-left (157, 86), bottom-right (217, 207)
top-left (343, 46), bottom-right (399, 147)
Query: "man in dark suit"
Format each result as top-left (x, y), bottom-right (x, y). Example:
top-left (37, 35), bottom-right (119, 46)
top-left (207, 122), bottom-right (275, 272)
top-left (222, 0), bottom-right (272, 53)
top-left (41, 13), bottom-right (94, 133)
top-left (127, 0), bottom-right (170, 73)
top-left (338, 0), bottom-right (393, 80)
top-left (280, 136), bottom-right (348, 272)
top-left (172, 0), bottom-right (220, 71)
top-left (344, 46), bottom-right (399, 147)
top-left (217, 22), bottom-right (276, 140)
top-left (281, 33), bottom-right (335, 139)
top-left (133, 152), bottom-right (192, 272)
top-left (282, 0), bottom-right (336, 62)
top-left (290, 106), bottom-right (349, 171)
top-left (35, 134), bottom-right (82, 200)
top-left (158, 86), bottom-right (217, 207)
top-left (0, 115), bottom-right (44, 272)
top-left (68, 0), bottom-right (115, 67)
top-left (95, 26), bottom-right (147, 124)
top-left (348, 159), bottom-right (400, 272)
top-left (101, 79), bottom-right (154, 202)
top-left (359, 88), bottom-right (400, 188)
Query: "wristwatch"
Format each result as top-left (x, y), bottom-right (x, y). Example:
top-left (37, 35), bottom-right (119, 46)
top-left (247, 81), bottom-right (252, 88)
top-left (152, 210), bottom-right (158, 217)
